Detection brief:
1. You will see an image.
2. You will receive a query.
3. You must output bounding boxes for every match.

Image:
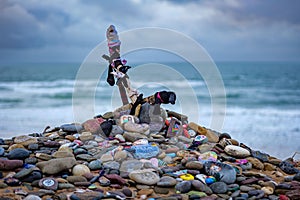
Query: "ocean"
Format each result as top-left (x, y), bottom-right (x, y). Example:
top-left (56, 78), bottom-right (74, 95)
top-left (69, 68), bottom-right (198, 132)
top-left (0, 61), bottom-right (299, 159)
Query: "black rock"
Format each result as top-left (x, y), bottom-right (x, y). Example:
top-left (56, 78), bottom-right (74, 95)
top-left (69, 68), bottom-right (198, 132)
top-left (4, 177), bottom-right (21, 186)
top-left (0, 138), bottom-right (4, 145)
top-left (175, 181), bottom-right (191, 193)
top-left (209, 182), bottom-right (228, 194)
top-left (60, 124), bottom-right (83, 133)
top-left (21, 170), bottom-right (43, 182)
top-left (7, 148), bottom-right (30, 160)
top-left (279, 161), bottom-right (299, 174)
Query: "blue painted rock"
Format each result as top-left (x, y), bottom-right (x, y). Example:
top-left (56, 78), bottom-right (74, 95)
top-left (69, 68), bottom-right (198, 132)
top-left (204, 161), bottom-right (236, 184)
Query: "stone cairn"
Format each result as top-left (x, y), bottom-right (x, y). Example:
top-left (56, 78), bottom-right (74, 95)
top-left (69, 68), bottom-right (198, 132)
top-left (0, 103), bottom-right (299, 200)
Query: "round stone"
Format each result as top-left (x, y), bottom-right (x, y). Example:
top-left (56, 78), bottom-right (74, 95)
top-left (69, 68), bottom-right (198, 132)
top-left (129, 169), bottom-right (160, 185)
top-left (224, 145), bottom-right (251, 158)
top-left (88, 159), bottom-right (102, 170)
top-left (72, 164), bottom-right (91, 176)
top-left (157, 176), bottom-right (177, 187)
top-left (209, 182), bottom-right (228, 194)
top-left (175, 181), bottom-right (192, 193)
top-left (24, 195), bottom-right (42, 200)
top-left (7, 148), bottom-right (30, 160)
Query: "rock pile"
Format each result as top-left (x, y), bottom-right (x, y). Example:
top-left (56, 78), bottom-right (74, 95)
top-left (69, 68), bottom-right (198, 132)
top-left (0, 103), bottom-right (299, 200)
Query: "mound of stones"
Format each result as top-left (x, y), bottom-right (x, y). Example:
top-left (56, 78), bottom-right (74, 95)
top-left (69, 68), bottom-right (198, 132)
top-left (0, 103), bottom-right (299, 200)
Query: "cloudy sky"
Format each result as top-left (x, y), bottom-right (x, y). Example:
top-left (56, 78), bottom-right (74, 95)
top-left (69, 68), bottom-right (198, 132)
top-left (0, 0), bottom-right (299, 63)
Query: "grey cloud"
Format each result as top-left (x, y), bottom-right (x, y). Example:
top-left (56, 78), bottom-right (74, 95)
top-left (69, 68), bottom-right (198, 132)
top-left (0, 0), bottom-right (45, 48)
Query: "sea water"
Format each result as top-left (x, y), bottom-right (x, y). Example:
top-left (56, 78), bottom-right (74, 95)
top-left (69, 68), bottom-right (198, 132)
top-left (0, 61), bottom-right (299, 159)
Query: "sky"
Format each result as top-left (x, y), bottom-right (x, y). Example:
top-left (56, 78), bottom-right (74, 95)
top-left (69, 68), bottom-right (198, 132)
top-left (0, 0), bottom-right (299, 63)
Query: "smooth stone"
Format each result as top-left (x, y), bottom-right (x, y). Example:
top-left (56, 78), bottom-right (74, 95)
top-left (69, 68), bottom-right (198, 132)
top-left (14, 135), bottom-right (38, 147)
top-left (0, 147), bottom-right (5, 156)
top-left (73, 148), bottom-right (88, 155)
top-left (111, 125), bottom-right (124, 136)
top-left (105, 174), bottom-right (127, 185)
top-left (204, 161), bottom-right (236, 184)
top-left (129, 169), bottom-right (160, 185)
top-left (224, 145), bottom-right (251, 158)
top-left (103, 161), bottom-right (120, 170)
top-left (21, 170), bottom-right (43, 182)
top-left (65, 135), bottom-right (76, 141)
top-left (76, 154), bottom-right (95, 162)
top-left (58, 145), bottom-right (73, 153)
top-left (231, 190), bottom-right (241, 198)
top-left (123, 132), bottom-right (147, 142)
top-left (0, 159), bottom-right (23, 170)
top-left (114, 150), bottom-right (128, 162)
top-left (261, 186), bottom-right (274, 195)
top-left (43, 141), bottom-right (60, 148)
top-left (88, 159), bottom-right (102, 170)
top-left (191, 180), bottom-right (213, 194)
top-left (72, 164), bottom-right (91, 176)
top-left (246, 157), bottom-right (264, 170)
top-left (66, 176), bottom-right (87, 183)
top-left (187, 191), bottom-right (207, 198)
top-left (131, 144), bottom-right (160, 159)
top-left (36, 157), bottom-right (76, 175)
top-left (14, 167), bottom-right (36, 179)
top-left (248, 189), bottom-right (265, 199)
top-left (60, 124), bottom-right (83, 133)
top-left (177, 135), bottom-right (193, 144)
top-left (240, 177), bottom-right (259, 185)
top-left (70, 192), bottom-right (104, 200)
top-left (28, 143), bottom-right (39, 151)
top-left (23, 195), bottom-right (42, 200)
top-left (120, 159), bottom-right (143, 172)
top-left (98, 176), bottom-right (110, 186)
top-left (100, 154), bottom-right (114, 163)
top-left (240, 185), bottom-right (255, 192)
top-left (25, 157), bottom-right (37, 164)
top-left (137, 188), bottom-right (153, 196)
top-left (154, 186), bottom-right (170, 194)
top-left (175, 181), bottom-right (192, 193)
top-left (209, 182), bottom-right (228, 194)
top-left (7, 148), bottom-right (30, 160)
top-left (82, 119), bottom-right (102, 134)
top-left (79, 132), bottom-right (95, 141)
top-left (157, 176), bottom-right (177, 187)
top-left (122, 188), bottom-right (133, 197)
top-left (35, 153), bottom-right (52, 161)
top-left (251, 150), bottom-right (269, 162)
top-left (123, 121), bottom-right (150, 134)
top-left (186, 161), bottom-right (204, 170)
top-left (52, 150), bottom-right (74, 158)
top-left (39, 177), bottom-right (58, 190)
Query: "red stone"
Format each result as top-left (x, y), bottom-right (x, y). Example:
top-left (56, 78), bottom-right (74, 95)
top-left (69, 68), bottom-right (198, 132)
top-left (0, 159), bottom-right (23, 170)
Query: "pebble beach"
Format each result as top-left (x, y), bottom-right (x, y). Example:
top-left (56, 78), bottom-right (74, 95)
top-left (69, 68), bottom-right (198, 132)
top-left (0, 102), bottom-right (299, 200)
